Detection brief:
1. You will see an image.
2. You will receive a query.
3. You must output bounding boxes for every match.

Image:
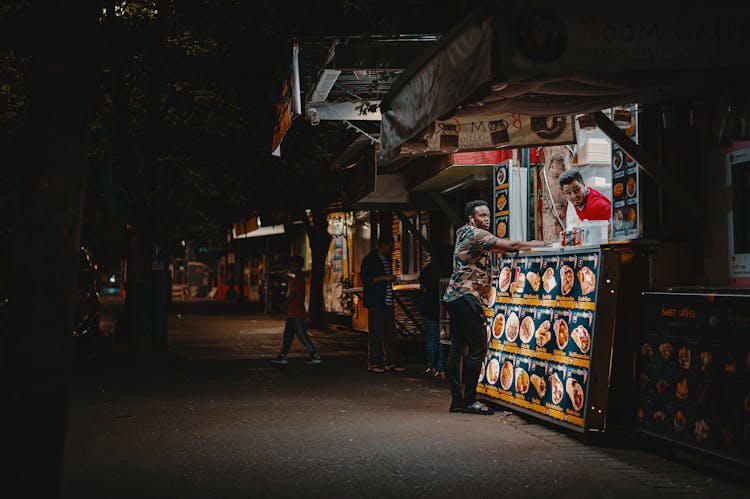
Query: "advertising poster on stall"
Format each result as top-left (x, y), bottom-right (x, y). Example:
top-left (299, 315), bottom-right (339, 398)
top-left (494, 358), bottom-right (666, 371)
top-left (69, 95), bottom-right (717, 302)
top-left (611, 104), bottom-right (641, 241)
top-left (637, 292), bottom-right (750, 465)
top-left (478, 248), bottom-right (603, 430)
top-left (493, 160), bottom-right (511, 240)
top-left (423, 114), bottom-right (576, 153)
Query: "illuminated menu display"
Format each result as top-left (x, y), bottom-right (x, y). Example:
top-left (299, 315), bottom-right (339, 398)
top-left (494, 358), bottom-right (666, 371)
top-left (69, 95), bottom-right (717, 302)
top-left (478, 248), bottom-right (603, 430)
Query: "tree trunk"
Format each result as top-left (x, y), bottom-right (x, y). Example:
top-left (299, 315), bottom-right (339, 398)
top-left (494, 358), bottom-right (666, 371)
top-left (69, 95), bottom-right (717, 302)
top-left (126, 223), bottom-right (155, 354)
top-left (0, 2), bottom-right (95, 496)
top-left (120, 0), bottom-right (167, 354)
top-left (305, 211), bottom-right (331, 325)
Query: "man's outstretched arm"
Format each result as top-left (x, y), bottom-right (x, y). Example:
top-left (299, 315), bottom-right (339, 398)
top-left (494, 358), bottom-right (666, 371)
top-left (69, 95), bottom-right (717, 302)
top-left (491, 238), bottom-right (547, 253)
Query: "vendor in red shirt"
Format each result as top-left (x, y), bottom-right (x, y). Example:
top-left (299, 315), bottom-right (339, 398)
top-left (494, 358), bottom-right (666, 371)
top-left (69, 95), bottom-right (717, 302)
top-left (559, 170), bottom-right (612, 223)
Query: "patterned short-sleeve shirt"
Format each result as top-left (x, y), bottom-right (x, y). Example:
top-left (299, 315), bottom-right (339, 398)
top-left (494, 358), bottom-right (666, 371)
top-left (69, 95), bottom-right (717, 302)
top-left (443, 225), bottom-right (499, 306)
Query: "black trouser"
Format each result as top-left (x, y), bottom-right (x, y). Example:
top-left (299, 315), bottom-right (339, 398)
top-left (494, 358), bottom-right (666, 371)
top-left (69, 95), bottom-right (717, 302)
top-left (367, 306), bottom-right (395, 367)
top-left (446, 295), bottom-right (487, 407)
top-left (280, 318), bottom-right (317, 356)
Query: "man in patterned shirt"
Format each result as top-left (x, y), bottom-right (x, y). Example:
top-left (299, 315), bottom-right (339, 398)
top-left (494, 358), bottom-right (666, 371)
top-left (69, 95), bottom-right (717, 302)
top-left (445, 200), bottom-right (545, 414)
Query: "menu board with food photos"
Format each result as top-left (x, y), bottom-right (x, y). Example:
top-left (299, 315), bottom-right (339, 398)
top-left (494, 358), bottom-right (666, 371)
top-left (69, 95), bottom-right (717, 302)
top-left (478, 247), bottom-right (619, 431)
top-left (611, 104), bottom-right (641, 241)
top-left (637, 292), bottom-right (750, 465)
top-left (493, 160), bottom-right (511, 240)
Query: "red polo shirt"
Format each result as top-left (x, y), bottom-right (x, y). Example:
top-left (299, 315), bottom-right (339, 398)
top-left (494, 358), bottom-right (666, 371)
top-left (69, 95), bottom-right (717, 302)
top-left (286, 273), bottom-right (307, 319)
top-left (574, 187), bottom-right (612, 222)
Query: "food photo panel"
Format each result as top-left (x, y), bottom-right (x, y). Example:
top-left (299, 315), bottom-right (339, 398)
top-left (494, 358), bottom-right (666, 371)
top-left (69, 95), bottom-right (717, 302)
top-left (552, 309), bottom-right (573, 357)
top-left (547, 363), bottom-right (567, 412)
top-left (568, 310), bottom-right (595, 364)
top-left (574, 252), bottom-right (599, 301)
top-left (529, 359), bottom-right (550, 409)
top-left (514, 355), bottom-right (533, 406)
top-left (525, 255), bottom-right (543, 295)
top-left (498, 351), bottom-right (516, 396)
top-left (532, 307), bottom-right (554, 355)
top-left (518, 306), bottom-right (538, 349)
top-left (504, 305), bottom-right (522, 347)
top-left (540, 255), bottom-right (561, 298)
top-left (565, 366), bottom-right (588, 421)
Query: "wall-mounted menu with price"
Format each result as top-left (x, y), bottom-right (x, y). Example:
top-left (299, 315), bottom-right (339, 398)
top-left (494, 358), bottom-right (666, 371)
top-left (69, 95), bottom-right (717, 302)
top-left (478, 247), bottom-right (619, 431)
top-left (493, 160), bottom-right (510, 240)
top-left (637, 292), bottom-right (750, 465)
top-left (611, 104), bottom-right (641, 241)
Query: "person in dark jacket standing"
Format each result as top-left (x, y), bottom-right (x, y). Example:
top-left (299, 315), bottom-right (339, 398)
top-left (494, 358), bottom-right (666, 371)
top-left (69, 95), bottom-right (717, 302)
top-left (360, 233), bottom-right (405, 373)
top-left (270, 256), bottom-right (321, 366)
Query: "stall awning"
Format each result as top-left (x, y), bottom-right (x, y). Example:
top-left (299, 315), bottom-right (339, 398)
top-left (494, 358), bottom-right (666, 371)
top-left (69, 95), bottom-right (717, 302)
top-left (380, 0), bottom-right (750, 156)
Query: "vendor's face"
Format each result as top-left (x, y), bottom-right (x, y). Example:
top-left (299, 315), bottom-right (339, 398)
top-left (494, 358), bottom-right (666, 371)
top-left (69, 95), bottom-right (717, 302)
top-left (562, 180), bottom-right (587, 208)
top-left (470, 205), bottom-right (492, 230)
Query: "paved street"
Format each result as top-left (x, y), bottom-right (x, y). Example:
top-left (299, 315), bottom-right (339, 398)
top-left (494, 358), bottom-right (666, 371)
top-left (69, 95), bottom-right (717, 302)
top-left (61, 299), bottom-right (750, 498)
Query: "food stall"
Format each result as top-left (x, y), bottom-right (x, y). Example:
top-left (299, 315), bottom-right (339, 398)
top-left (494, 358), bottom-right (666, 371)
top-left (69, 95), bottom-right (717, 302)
top-left (478, 245), bottom-right (621, 431)
top-left (377, 0), bottom-right (750, 456)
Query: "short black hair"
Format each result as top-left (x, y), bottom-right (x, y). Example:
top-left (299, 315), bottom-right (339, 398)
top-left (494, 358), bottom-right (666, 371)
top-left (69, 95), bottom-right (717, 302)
top-left (464, 200), bottom-right (489, 220)
top-left (290, 256), bottom-right (304, 268)
top-left (377, 233), bottom-right (394, 246)
top-left (559, 170), bottom-right (584, 188)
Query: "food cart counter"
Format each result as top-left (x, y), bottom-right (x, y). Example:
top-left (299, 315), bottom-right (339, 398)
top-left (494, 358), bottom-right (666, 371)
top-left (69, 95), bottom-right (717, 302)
top-left (637, 288), bottom-right (750, 465)
top-left (477, 243), bottom-right (626, 432)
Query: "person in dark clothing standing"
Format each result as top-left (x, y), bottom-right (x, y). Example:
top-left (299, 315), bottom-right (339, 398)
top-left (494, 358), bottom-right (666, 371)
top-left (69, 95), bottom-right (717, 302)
top-left (419, 259), bottom-right (445, 380)
top-left (270, 256), bottom-right (321, 366)
top-left (360, 233), bottom-right (405, 373)
top-left (444, 200), bottom-right (544, 414)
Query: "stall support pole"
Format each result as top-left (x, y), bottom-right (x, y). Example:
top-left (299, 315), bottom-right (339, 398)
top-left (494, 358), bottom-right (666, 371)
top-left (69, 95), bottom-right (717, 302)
top-left (428, 191), bottom-right (463, 228)
top-left (396, 211), bottom-right (436, 258)
top-left (522, 148), bottom-right (532, 240)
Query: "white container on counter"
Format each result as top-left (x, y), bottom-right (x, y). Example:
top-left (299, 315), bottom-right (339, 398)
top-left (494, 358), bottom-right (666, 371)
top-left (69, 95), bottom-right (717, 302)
top-left (581, 220), bottom-right (609, 245)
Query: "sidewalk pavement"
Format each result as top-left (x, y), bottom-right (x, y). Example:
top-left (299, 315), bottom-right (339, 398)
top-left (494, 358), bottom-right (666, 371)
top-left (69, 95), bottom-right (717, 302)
top-left (62, 301), bottom-right (750, 498)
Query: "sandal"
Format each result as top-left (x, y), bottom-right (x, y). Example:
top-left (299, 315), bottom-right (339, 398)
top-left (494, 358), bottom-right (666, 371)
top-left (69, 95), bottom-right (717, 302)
top-left (384, 364), bottom-right (406, 373)
top-left (461, 401), bottom-right (494, 415)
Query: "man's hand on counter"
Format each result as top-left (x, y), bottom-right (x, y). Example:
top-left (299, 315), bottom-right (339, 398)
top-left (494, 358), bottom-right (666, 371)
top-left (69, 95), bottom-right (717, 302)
top-left (492, 238), bottom-right (548, 253)
top-left (525, 240), bottom-right (548, 249)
